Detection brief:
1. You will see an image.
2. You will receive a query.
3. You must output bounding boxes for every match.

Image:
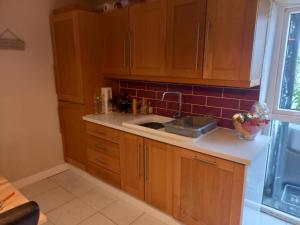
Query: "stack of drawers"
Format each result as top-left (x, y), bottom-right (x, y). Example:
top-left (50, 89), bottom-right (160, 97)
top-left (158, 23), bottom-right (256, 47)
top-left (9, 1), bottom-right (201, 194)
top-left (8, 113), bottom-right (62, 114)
top-left (85, 122), bottom-right (121, 188)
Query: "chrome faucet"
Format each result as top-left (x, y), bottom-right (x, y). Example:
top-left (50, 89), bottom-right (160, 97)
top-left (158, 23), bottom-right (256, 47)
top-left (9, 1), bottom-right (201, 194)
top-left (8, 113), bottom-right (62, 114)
top-left (161, 91), bottom-right (183, 118)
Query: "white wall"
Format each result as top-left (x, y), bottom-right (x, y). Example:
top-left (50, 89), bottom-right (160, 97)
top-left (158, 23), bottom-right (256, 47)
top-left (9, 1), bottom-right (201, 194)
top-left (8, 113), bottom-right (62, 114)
top-left (0, 0), bottom-right (96, 181)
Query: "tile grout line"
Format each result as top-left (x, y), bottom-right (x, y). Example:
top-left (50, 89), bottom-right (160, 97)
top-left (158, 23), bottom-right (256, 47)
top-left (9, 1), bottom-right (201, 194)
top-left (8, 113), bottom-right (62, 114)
top-left (128, 212), bottom-right (146, 225)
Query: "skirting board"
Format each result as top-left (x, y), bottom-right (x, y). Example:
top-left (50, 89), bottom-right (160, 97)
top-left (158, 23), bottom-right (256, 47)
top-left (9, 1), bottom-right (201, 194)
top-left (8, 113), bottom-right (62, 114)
top-left (13, 163), bottom-right (70, 188)
top-left (68, 164), bottom-right (184, 225)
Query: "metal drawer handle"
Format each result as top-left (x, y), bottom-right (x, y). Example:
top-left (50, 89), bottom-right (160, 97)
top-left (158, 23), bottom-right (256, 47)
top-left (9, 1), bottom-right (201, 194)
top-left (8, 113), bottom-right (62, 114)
top-left (192, 156), bottom-right (216, 166)
top-left (93, 130), bottom-right (105, 135)
top-left (95, 158), bottom-right (107, 166)
top-left (95, 144), bottom-right (107, 151)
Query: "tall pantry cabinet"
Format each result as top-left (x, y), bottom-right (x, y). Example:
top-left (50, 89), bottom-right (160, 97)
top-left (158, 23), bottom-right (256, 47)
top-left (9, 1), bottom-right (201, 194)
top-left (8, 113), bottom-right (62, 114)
top-left (50, 8), bottom-right (103, 169)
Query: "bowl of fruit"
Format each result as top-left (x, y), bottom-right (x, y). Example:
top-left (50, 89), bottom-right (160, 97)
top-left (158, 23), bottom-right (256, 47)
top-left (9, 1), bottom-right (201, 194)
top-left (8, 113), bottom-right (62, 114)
top-left (232, 102), bottom-right (270, 140)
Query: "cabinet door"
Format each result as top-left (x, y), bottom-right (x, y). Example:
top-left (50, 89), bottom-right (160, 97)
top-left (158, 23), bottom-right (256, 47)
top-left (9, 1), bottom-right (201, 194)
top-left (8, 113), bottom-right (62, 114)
top-left (51, 12), bottom-right (84, 103)
top-left (173, 147), bottom-right (245, 225)
top-left (203, 0), bottom-right (257, 81)
top-left (144, 139), bottom-right (173, 214)
top-left (58, 101), bottom-right (86, 169)
top-left (129, 0), bottom-right (167, 76)
top-left (103, 8), bottom-right (130, 74)
top-left (166, 0), bottom-right (206, 78)
top-left (120, 133), bottom-right (145, 200)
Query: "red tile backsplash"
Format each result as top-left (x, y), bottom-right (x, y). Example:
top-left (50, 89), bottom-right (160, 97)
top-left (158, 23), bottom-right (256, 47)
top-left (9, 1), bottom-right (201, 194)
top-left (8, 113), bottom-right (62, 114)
top-left (118, 80), bottom-right (260, 129)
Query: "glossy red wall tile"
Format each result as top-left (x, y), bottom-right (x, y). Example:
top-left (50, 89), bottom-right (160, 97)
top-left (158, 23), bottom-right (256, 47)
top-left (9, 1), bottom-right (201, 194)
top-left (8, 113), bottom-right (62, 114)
top-left (119, 80), bottom-right (260, 129)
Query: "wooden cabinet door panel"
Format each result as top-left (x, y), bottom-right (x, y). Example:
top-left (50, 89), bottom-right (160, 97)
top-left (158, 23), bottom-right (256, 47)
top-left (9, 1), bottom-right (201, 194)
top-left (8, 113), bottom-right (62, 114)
top-left (203, 0), bottom-right (257, 81)
top-left (144, 139), bottom-right (173, 214)
top-left (51, 13), bottom-right (84, 103)
top-left (166, 0), bottom-right (206, 78)
top-left (58, 101), bottom-right (86, 169)
top-left (103, 8), bottom-right (130, 74)
top-left (120, 133), bottom-right (145, 200)
top-left (130, 0), bottom-right (166, 75)
top-left (173, 147), bottom-right (245, 225)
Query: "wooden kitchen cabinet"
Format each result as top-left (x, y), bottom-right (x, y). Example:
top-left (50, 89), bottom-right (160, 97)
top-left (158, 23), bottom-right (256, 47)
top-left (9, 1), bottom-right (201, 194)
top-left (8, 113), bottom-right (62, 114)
top-left (166, 0), bottom-right (206, 78)
top-left (172, 146), bottom-right (246, 225)
top-left (129, 0), bottom-right (167, 76)
top-left (51, 8), bottom-right (103, 169)
top-left (51, 12), bottom-right (83, 103)
top-left (120, 132), bottom-right (145, 200)
top-left (144, 139), bottom-right (173, 214)
top-left (103, 0), bottom-right (270, 88)
top-left (51, 10), bottom-right (102, 105)
top-left (120, 133), bottom-right (173, 213)
top-left (202, 0), bottom-right (270, 87)
top-left (86, 123), bottom-right (121, 188)
top-left (58, 101), bottom-right (86, 169)
top-left (102, 8), bottom-right (130, 74)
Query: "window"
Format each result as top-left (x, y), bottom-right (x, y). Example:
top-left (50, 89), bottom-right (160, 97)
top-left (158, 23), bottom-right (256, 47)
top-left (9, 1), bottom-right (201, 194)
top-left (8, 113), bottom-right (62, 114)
top-left (268, 6), bottom-right (300, 123)
top-left (263, 3), bottom-right (300, 220)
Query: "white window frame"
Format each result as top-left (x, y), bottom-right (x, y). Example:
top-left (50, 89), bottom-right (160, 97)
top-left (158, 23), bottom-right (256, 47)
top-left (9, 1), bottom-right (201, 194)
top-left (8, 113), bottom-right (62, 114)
top-left (267, 1), bottom-right (300, 124)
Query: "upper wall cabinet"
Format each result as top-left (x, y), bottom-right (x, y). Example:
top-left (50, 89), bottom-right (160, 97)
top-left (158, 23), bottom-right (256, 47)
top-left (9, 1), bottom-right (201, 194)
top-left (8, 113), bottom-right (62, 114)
top-left (51, 10), bottom-right (102, 107)
top-left (51, 12), bottom-right (84, 104)
top-left (166, 0), bottom-right (206, 78)
top-left (202, 0), bottom-right (270, 87)
top-left (129, 0), bottom-right (167, 76)
top-left (103, 0), bottom-right (270, 88)
top-left (102, 8), bottom-right (130, 74)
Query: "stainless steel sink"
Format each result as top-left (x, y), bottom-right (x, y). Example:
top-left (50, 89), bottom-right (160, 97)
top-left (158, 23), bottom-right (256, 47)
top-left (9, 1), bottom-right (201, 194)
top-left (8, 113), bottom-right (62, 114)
top-left (164, 116), bottom-right (218, 138)
top-left (139, 122), bottom-right (164, 130)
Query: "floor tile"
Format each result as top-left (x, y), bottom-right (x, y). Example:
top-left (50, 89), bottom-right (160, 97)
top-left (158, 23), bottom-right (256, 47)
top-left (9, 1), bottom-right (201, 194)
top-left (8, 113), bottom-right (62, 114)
top-left (47, 199), bottom-right (96, 225)
top-left (31, 187), bottom-right (74, 213)
top-left (79, 187), bottom-right (118, 211)
top-left (100, 200), bottom-right (143, 225)
top-left (131, 214), bottom-right (167, 225)
top-left (20, 179), bottom-right (58, 198)
top-left (49, 170), bottom-right (95, 197)
top-left (79, 213), bottom-right (116, 225)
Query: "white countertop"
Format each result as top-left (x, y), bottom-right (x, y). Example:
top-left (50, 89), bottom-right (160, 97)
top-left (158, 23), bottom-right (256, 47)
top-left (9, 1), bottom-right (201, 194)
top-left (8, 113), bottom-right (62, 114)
top-left (83, 113), bottom-right (270, 165)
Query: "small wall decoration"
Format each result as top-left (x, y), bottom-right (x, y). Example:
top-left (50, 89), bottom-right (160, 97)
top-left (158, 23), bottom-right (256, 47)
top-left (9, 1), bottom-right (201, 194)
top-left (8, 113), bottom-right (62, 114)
top-left (0, 29), bottom-right (25, 50)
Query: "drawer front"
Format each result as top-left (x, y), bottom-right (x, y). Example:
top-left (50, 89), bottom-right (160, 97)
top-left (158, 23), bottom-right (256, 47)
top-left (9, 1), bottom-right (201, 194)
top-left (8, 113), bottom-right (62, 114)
top-left (86, 122), bottom-right (120, 143)
top-left (88, 162), bottom-right (121, 188)
top-left (87, 135), bottom-right (120, 158)
top-left (88, 149), bottom-right (120, 174)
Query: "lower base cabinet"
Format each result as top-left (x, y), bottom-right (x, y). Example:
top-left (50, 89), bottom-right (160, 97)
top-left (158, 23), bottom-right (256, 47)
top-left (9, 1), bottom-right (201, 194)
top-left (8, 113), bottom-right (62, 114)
top-left (172, 146), bottom-right (246, 225)
top-left (120, 133), bottom-right (173, 214)
top-left (59, 101), bottom-right (86, 170)
top-left (83, 123), bottom-right (246, 225)
top-left (85, 122), bottom-right (121, 188)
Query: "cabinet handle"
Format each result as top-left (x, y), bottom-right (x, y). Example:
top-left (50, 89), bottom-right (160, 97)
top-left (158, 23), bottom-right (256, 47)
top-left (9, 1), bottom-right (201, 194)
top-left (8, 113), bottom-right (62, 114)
top-left (95, 158), bottom-right (107, 166)
top-left (144, 144), bottom-right (148, 181)
top-left (137, 143), bottom-right (141, 177)
top-left (128, 32), bottom-right (133, 68)
top-left (204, 21), bottom-right (212, 77)
top-left (195, 22), bottom-right (200, 70)
top-left (192, 156), bottom-right (216, 166)
top-left (93, 130), bottom-right (104, 136)
top-left (123, 33), bottom-right (127, 67)
top-left (95, 144), bottom-right (107, 152)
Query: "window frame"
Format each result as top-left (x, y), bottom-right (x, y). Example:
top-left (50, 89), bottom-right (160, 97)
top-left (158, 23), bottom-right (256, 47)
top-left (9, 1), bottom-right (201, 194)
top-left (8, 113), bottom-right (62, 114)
top-left (267, 2), bottom-right (300, 124)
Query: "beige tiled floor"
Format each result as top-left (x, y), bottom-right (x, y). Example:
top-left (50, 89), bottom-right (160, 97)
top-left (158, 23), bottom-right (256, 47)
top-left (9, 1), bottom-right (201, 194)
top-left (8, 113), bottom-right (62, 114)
top-left (20, 170), bottom-right (291, 225)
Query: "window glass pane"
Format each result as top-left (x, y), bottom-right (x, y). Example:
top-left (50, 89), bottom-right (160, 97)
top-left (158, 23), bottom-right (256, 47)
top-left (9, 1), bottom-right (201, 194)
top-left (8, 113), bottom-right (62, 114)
top-left (263, 120), bottom-right (300, 218)
top-left (280, 13), bottom-right (300, 111)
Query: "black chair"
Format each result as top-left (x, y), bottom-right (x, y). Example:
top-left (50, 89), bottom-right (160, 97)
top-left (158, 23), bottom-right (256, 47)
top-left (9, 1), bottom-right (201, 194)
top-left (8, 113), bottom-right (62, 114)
top-left (0, 201), bottom-right (40, 225)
